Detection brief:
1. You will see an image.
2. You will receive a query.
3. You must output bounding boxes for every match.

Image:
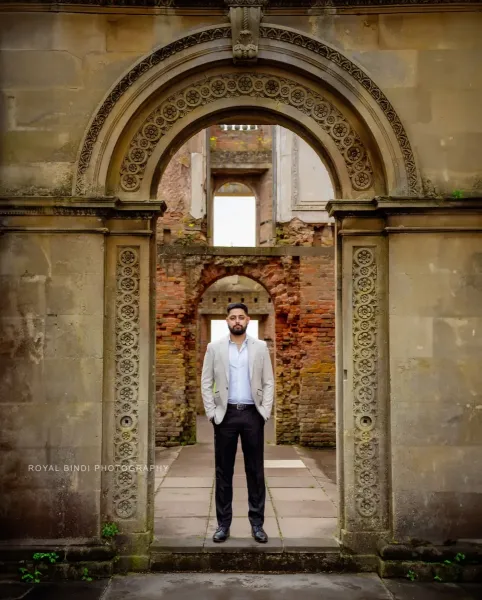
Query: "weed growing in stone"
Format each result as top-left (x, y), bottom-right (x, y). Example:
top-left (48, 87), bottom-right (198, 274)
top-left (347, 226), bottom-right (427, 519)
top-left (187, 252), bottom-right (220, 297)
top-left (102, 522), bottom-right (120, 539)
top-left (19, 552), bottom-right (59, 584)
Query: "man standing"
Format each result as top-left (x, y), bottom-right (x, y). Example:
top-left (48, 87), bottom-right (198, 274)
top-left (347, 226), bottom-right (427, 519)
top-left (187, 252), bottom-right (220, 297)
top-left (201, 302), bottom-right (274, 543)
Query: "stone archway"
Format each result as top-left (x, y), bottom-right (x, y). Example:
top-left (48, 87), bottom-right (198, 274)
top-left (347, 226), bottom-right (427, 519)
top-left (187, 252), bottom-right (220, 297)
top-left (74, 24), bottom-right (419, 199)
top-left (76, 24), bottom-right (418, 564)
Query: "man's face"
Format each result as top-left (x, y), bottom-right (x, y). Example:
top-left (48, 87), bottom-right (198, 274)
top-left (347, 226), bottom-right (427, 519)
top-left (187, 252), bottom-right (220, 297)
top-left (226, 308), bottom-right (250, 336)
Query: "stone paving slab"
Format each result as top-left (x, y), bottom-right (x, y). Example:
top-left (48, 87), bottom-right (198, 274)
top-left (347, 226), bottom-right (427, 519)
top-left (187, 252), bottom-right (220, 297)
top-left (274, 500), bottom-right (337, 518)
top-left (102, 573), bottom-right (480, 600)
top-left (154, 517), bottom-right (207, 537)
top-left (1, 576), bottom-right (481, 599)
top-left (160, 477), bottom-right (214, 488)
top-left (277, 517), bottom-right (338, 538)
top-left (207, 517), bottom-right (280, 539)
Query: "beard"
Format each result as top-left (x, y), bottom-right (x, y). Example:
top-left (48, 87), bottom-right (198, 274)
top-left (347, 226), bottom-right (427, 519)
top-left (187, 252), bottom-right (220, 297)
top-left (228, 324), bottom-right (248, 336)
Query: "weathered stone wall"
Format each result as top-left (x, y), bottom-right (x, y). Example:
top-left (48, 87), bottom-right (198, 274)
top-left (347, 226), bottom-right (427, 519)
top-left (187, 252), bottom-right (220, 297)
top-left (389, 228), bottom-right (482, 541)
top-left (0, 231), bottom-right (104, 539)
top-left (155, 247), bottom-right (335, 447)
top-left (1, 11), bottom-right (482, 196)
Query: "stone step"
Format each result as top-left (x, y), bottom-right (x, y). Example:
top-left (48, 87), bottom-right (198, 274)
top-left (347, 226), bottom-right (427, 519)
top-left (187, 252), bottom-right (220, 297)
top-left (149, 537), bottom-right (353, 573)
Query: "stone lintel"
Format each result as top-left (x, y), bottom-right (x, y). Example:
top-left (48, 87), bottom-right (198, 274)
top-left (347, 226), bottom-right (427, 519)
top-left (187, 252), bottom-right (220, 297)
top-left (157, 245), bottom-right (334, 257)
top-left (327, 196), bottom-right (482, 217)
top-left (328, 197), bottom-right (482, 234)
top-left (0, 197), bottom-right (166, 235)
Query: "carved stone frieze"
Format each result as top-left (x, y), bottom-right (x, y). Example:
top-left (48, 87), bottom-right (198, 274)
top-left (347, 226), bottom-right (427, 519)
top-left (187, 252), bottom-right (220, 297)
top-left (113, 247), bottom-right (141, 520)
top-left (74, 25), bottom-right (419, 196)
top-left (352, 247), bottom-right (382, 528)
top-left (120, 73), bottom-right (374, 193)
top-left (74, 27), bottom-right (231, 195)
top-left (259, 27), bottom-right (419, 194)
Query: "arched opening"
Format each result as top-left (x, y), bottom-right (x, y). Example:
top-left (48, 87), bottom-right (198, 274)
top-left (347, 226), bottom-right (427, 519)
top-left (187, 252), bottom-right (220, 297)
top-left (75, 26), bottom-right (420, 557)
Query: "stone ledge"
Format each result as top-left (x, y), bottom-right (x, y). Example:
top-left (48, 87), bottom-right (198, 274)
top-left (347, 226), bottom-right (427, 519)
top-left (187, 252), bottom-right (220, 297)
top-left (157, 245), bottom-right (334, 257)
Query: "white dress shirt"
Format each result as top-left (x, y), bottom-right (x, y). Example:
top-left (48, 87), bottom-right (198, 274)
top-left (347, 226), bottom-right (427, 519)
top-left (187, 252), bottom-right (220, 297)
top-left (227, 338), bottom-right (254, 404)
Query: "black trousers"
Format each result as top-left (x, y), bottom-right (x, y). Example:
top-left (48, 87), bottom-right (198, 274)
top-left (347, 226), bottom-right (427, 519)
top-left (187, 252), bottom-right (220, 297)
top-left (213, 404), bottom-right (265, 529)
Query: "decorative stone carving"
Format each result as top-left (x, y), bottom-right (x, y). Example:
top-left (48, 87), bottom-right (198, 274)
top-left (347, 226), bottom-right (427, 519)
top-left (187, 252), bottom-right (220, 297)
top-left (225, 1), bottom-right (268, 63)
top-left (113, 247), bottom-right (141, 520)
top-left (352, 247), bottom-right (382, 527)
top-left (74, 27), bottom-right (231, 195)
top-left (74, 25), bottom-right (419, 196)
top-left (259, 27), bottom-right (419, 194)
top-left (120, 73), bottom-right (374, 194)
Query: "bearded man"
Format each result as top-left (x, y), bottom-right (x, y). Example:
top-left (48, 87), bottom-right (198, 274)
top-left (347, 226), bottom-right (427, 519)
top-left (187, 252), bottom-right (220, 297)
top-left (201, 302), bottom-right (274, 544)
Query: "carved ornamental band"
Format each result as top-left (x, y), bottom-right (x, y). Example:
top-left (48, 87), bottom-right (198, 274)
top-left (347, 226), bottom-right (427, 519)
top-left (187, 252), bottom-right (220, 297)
top-left (352, 247), bottom-right (381, 528)
top-left (74, 25), bottom-right (419, 196)
top-left (113, 247), bottom-right (141, 520)
top-left (120, 73), bottom-right (374, 194)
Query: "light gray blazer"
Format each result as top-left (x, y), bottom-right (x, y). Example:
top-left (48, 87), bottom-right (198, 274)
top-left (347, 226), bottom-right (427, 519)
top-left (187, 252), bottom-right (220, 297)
top-left (201, 334), bottom-right (274, 425)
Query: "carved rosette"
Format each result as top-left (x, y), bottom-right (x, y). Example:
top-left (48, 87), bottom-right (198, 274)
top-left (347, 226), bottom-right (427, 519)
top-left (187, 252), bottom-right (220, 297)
top-left (113, 247), bottom-right (141, 520)
top-left (352, 247), bottom-right (381, 527)
top-left (120, 73), bottom-right (373, 193)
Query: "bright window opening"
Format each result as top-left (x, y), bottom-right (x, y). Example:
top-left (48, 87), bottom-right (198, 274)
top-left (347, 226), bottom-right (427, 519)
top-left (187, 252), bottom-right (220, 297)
top-left (213, 195), bottom-right (256, 247)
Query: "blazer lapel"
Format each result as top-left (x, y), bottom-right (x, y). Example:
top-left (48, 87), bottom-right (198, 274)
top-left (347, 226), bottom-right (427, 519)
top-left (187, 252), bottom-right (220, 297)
top-left (248, 336), bottom-right (256, 381)
top-left (220, 335), bottom-right (230, 381)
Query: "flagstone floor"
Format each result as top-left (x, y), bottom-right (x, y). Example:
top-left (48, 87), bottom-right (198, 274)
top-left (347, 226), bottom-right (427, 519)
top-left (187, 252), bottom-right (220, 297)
top-left (153, 416), bottom-right (338, 549)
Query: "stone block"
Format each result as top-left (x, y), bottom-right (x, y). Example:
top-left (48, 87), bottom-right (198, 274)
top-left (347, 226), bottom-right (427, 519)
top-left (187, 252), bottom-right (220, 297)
top-left (0, 163), bottom-right (73, 196)
top-left (0, 50), bottom-right (82, 88)
top-left (0, 487), bottom-right (99, 539)
top-left (392, 445), bottom-right (482, 494)
top-left (379, 14), bottom-right (445, 50)
top-left (53, 13), bottom-right (106, 54)
top-left (1, 402), bottom-right (102, 449)
top-left (44, 358), bottom-right (103, 403)
top-left (431, 90), bottom-right (482, 133)
top-left (1, 130), bottom-right (76, 164)
top-left (350, 49), bottom-right (417, 88)
top-left (418, 50), bottom-right (482, 90)
top-left (391, 357), bottom-right (482, 407)
top-left (46, 273), bottom-right (104, 316)
top-left (82, 51), bottom-right (140, 93)
top-left (106, 16), bottom-right (155, 52)
top-left (0, 235), bottom-right (50, 277)
top-left (0, 13), bottom-right (55, 50)
top-left (50, 235), bottom-right (104, 276)
top-left (389, 316), bottom-right (433, 359)
top-left (392, 401), bottom-right (482, 447)
top-left (393, 489), bottom-right (482, 541)
top-left (433, 317), bottom-right (482, 357)
top-left (44, 314), bottom-right (103, 359)
top-left (332, 15), bottom-right (379, 51)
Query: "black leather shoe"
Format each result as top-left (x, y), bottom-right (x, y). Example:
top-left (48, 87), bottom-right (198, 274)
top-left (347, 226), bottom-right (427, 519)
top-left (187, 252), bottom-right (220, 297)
top-left (252, 525), bottom-right (268, 543)
top-left (213, 526), bottom-right (230, 543)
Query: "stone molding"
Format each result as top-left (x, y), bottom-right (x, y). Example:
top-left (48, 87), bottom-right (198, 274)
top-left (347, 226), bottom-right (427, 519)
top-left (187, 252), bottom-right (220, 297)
top-left (2, 0), bottom-right (479, 6)
top-left (113, 246), bottom-right (141, 520)
top-left (0, 197), bottom-right (166, 219)
top-left (119, 73), bottom-right (374, 194)
top-left (74, 24), bottom-right (418, 197)
top-left (351, 247), bottom-right (382, 527)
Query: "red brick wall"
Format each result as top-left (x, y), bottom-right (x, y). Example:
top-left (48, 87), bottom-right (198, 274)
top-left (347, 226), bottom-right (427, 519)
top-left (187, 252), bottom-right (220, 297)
top-left (155, 249), bottom-right (335, 447)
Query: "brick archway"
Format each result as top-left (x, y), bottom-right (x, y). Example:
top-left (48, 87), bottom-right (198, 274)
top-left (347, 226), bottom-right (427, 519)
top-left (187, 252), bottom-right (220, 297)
top-left (156, 249), bottom-right (335, 447)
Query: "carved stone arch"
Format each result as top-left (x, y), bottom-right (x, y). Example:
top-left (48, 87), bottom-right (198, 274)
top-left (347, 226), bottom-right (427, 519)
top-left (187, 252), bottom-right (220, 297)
top-left (74, 23), bottom-right (420, 198)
